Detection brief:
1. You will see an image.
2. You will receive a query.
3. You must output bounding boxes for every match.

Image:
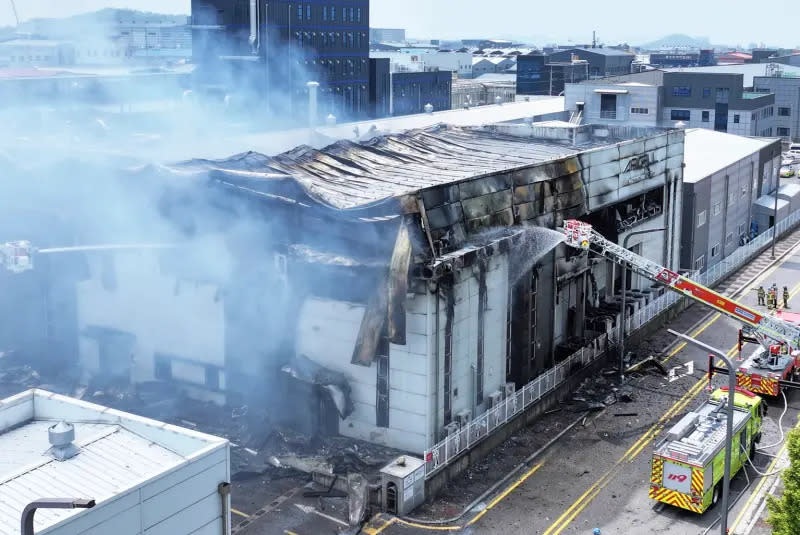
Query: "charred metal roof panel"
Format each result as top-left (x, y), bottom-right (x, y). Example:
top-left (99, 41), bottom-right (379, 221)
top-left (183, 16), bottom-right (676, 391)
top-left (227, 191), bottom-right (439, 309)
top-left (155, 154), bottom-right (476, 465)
top-left (181, 125), bottom-right (620, 210)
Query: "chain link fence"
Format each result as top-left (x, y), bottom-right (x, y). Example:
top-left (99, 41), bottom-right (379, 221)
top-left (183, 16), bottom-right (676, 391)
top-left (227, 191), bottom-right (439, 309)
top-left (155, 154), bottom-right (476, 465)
top-left (423, 209), bottom-right (800, 479)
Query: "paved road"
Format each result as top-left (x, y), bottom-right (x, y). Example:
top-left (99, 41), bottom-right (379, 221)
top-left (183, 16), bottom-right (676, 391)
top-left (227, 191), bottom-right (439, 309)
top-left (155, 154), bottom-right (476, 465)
top-left (362, 231), bottom-right (800, 535)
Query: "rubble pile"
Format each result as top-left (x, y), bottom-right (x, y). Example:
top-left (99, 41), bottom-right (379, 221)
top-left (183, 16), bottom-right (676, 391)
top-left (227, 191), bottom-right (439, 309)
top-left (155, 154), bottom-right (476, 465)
top-left (0, 355), bottom-right (399, 484)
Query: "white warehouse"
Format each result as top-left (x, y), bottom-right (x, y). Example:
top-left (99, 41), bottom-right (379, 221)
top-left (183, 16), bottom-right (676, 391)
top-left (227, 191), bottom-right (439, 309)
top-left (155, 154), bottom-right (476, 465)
top-left (0, 389), bottom-right (230, 535)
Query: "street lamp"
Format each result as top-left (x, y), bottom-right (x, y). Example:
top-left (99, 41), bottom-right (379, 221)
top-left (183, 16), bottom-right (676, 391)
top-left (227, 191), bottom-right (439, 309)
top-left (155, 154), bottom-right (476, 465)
top-left (618, 227), bottom-right (665, 382)
top-left (21, 498), bottom-right (95, 535)
top-left (667, 330), bottom-right (736, 535)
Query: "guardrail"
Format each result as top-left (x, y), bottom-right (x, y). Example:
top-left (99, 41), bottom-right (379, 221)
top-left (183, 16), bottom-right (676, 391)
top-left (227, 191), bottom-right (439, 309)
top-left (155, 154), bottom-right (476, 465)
top-left (422, 208), bottom-right (800, 479)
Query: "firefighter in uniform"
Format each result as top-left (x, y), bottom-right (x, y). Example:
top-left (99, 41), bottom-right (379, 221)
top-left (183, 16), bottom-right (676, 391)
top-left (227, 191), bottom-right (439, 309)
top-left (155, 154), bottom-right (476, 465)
top-left (758, 286), bottom-right (766, 306)
top-left (784, 286), bottom-right (791, 309)
top-left (767, 287), bottom-right (776, 309)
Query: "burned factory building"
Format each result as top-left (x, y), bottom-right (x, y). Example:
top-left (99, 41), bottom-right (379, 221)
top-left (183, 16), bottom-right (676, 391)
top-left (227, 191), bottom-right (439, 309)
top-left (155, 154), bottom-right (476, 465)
top-left (1, 122), bottom-right (684, 455)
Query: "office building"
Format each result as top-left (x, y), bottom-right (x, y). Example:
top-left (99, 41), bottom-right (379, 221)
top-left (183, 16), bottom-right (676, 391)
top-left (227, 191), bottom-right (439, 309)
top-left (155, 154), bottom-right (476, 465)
top-left (518, 54), bottom-right (588, 96)
top-left (390, 70), bottom-right (452, 116)
top-left (754, 65), bottom-right (800, 141)
top-left (648, 52), bottom-right (699, 68)
top-left (192, 0), bottom-right (370, 121)
top-left (565, 70), bottom-right (777, 136)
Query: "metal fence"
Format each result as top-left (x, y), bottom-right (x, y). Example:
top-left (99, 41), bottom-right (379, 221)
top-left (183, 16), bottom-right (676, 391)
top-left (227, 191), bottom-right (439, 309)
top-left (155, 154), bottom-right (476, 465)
top-left (422, 209), bottom-right (800, 479)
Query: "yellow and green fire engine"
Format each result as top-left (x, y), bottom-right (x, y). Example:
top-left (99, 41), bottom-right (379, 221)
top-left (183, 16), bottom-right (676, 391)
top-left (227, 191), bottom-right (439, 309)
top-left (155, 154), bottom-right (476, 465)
top-left (649, 387), bottom-right (764, 513)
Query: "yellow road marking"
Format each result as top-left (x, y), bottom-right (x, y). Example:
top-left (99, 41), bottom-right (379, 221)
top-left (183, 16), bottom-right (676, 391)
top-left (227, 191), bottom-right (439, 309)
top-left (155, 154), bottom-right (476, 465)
top-left (465, 463), bottom-right (543, 526)
top-left (284, 531), bottom-right (300, 535)
top-left (360, 516), bottom-right (397, 535)
top-left (231, 508), bottom-right (251, 519)
top-left (542, 280), bottom-right (800, 535)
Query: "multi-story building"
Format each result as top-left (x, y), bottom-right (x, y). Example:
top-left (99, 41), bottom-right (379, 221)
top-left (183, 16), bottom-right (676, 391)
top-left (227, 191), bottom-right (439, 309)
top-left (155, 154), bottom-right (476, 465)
top-left (565, 70), bottom-right (777, 136)
top-left (680, 129), bottom-right (782, 272)
top-left (547, 47), bottom-right (634, 78)
top-left (451, 79), bottom-right (515, 109)
top-left (192, 0), bottom-right (370, 121)
top-left (370, 28), bottom-right (406, 44)
top-left (370, 51), bottom-right (472, 78)
top-left (753, 68), bottom-right (800, 141)
top-left (390, 70), bottom-right (452, 116)
top-left (518, 53), bottom-right (588, 96)
top-left (0, 39), bottom-right (76, 66)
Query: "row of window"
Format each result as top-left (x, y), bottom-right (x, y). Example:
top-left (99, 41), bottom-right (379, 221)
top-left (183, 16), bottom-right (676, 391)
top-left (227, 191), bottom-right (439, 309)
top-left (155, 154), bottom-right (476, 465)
top-left (696, 183), bottom-right (750, 228)
top-left (760, 127), bottom-right (773, 136)
top-left (298, 4), bottom-right (362, 23)
top-left (630, 107), bottom-right (648, 114)
top-left (757, 106), bottom-right (775, 119)
top-left (670, 109), bottom-right (743, 123)
top-left (295, 30), bottom-right (366, 49)
top-left (307, 57), bottom-right (367, 77)
top-left (672, 86), bottom-right (734, 101)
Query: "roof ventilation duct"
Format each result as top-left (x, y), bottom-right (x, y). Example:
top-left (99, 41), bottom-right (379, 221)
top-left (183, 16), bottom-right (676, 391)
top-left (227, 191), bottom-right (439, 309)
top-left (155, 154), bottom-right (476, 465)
top-left (47, 421), bottom-right (79, 461)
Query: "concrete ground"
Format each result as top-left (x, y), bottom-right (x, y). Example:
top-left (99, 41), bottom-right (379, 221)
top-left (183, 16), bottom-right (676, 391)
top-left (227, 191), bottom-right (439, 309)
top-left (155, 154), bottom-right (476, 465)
top-left (360, 228), bottom-right (800, 535)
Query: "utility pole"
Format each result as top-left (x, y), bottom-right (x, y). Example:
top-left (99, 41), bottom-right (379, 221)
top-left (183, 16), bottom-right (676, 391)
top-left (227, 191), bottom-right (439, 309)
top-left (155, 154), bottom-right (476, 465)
top-left (667, 330), bottom-right (736, 535)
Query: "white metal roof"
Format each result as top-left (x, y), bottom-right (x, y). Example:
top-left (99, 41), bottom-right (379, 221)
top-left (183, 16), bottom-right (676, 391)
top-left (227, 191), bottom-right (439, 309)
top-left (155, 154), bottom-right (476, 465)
top-left (683, 128), bottom-right (775, 183)
top-left (754, 194), bottom-right (790, 210)
top-left (0, 390), bottom-right (227, 535)
top-left (202, 96), bottom-right (565, 162)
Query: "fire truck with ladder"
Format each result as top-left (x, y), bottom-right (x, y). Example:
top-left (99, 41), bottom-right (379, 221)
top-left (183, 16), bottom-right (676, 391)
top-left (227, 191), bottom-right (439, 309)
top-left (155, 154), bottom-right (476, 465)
top-left (561, 220), bottom-right (800, 397)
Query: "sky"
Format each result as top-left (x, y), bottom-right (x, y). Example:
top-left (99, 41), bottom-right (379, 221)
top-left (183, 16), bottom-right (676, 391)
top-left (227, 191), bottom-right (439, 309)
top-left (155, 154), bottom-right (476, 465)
top-left (1, 0), bottom-right (798, 48)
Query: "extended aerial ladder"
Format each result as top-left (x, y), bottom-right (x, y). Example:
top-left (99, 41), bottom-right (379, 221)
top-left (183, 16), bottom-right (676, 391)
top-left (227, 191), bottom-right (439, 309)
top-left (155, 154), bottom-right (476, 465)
top-left (562, 220), bottom-right (800, 394)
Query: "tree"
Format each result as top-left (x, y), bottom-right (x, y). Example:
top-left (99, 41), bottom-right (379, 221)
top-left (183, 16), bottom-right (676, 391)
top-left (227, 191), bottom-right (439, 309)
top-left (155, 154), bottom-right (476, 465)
top-left (767, 425), bottom-right (800, 535)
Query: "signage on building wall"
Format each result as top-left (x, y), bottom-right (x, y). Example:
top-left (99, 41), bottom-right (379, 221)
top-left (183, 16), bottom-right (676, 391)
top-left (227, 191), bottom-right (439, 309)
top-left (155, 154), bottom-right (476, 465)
top-left (621, 153), bottom-right (656, 186)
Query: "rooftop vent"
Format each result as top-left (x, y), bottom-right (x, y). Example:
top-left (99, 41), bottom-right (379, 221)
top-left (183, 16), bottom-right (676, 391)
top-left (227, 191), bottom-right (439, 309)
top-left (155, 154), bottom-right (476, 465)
top-left (48, 421), bottom-right (79, 461)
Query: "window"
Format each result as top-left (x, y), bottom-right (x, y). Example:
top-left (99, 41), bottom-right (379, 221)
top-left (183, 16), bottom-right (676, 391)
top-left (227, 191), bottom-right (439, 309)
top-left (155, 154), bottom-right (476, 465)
top-left (631, 107), bottom-right (649, 114)
top-left (779, 107), bottom-right (791, 117)
top-left (671, 109), bottom-right (690, 121)
top-left (741, 184), bottom-right (748, 198)
top-left (205, 366), bottom-right (220, 390)
top-left (323, 6), bottom-right (327, 20)
top-left (752, 112), bottom-right (757, 121)
top-left (350, 7), bottom-right (354, 21)
top-left (778, 127), bottom-right (791, 136)
top-left (702, 87), bottom-right (711, 98)
top-left (726, 232), bottom-right (734, 245)
top-left (712, 202), bottom-right (722, 216)
top-left (306, 4), bottom-right (311, 20)
top-left (297, 4), bottom-right (302, 20)
top-left (697, 210), bottom-right (707, 228)
top-left (711, 243), bottom-right (721, 258)
top-left (695, 255), bottom-right (705, 271)
top-left (738, 223), bottom-right (746, 237)
top-left (331, 6), bottom-right (336, 20)
top-left (672, 86), bottom-right (692, 97)
top-left (733, 114), bottom-right (740, 124)
top-left (716, 88), bottom-right (730, 103)
top-left (154, 355), bottom-right (172, 381)
top-left (702, 111), bottom-right (710, 122)
top-left (357, 7), bottom-right (361, 22)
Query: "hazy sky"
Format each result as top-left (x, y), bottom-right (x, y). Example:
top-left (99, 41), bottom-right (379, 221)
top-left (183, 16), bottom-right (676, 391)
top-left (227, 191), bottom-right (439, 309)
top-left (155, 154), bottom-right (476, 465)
top-left (2, 1), bottom-right (798, 48)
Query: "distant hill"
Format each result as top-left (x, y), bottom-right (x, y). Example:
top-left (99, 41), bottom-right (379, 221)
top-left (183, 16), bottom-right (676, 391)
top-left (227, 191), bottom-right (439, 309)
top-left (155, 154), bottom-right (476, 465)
top-left (639, 34), bottom-right (712, 50)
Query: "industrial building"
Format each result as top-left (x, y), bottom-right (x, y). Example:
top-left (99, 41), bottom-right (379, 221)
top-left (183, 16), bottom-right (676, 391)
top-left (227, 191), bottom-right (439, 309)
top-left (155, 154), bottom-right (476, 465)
top-left (0, 40), bottom-right (76, 67)
top-left (369, 50), bottom-right (472, 77)
top-left (517, 53), bottom-right (589, 96)
top-left (679, 129), bottom-right (782, 272)
top-left (451, 78), bottom-right (515, 109)
top-left (547, 47), bottom-right (634, 78)
top-left (0, 122), bottom-right (684, 455)
top-left (191, 0), bottom-right (370, 120)
top-left (0, 389), bottom-right (230, 535)
top-left (565, 70), bottom-right (777, 136)
top-left (367, 57), bottom-right (452, 117)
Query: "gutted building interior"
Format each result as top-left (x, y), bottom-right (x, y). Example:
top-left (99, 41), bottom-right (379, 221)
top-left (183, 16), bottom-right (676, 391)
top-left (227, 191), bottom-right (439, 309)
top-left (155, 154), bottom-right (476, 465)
top-left (0, 123), bottom-right (684, 454)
